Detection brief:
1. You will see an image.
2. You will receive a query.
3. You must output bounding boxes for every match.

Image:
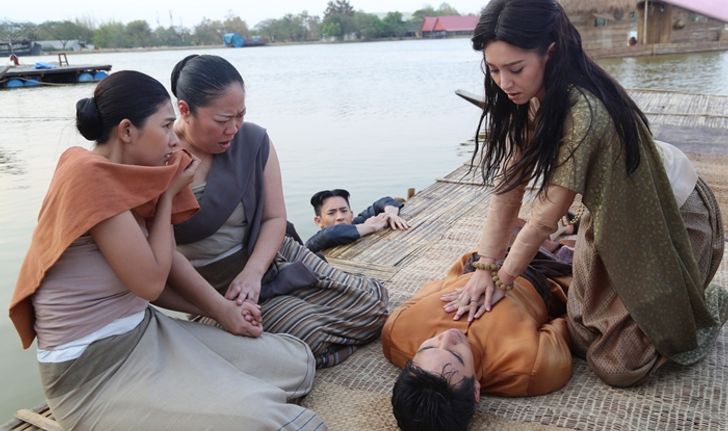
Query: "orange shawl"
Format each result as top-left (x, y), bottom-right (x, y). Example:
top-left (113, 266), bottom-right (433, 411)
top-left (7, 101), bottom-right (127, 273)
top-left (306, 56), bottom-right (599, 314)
top-left (9, 146), bottom-right (199, 349)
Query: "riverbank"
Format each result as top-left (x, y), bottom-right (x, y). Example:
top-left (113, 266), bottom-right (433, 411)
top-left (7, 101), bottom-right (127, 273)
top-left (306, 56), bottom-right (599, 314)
top-left (32, 35), bottom-right (728, 60)
top-left (32, 35), bottom-right (425, 57)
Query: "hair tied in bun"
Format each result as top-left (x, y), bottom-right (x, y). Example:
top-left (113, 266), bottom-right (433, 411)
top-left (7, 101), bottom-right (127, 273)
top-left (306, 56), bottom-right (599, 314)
top-left (75, 97), bottom-right (103, 141)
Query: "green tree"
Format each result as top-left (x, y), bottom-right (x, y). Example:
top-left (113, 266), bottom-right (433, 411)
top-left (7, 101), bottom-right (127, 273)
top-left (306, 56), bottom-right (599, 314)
top-left (192, 18), bottom-right (224, 45)
top-left (382, 12), bottom-right (407, 38)
top-left (410, 3), bottom-right (460, 33)
top-left (152, 26), bottom-right (191, 46)
top-left (255, 12), bottom-right (319, 42)
top-left (223, 13), bottom-right (250, 38)
top-left (38, 20), bottom-right (91, 48)
top-left (411, 6), bottom-right (438, 22)
top-left (324, 0), bottom-right (354, 16)
top-left (437, 2), bottom-right (460, 15)
top-left (92, 22), bottom-right (126, 48)
top-left (411, 3), bottom-right (460, 22)
top-left (320, 21), bottom-right (342, 39)
top-left (322, 0), bottom-right (354, 40)
top-left (0, 21), bottom-right (40, 41)
top-left (299, 11), bottom-right (322, 41)
top-left (124, 20), bottom-right (153, 47)
top-left (352, 12), bottom-right (383, 40)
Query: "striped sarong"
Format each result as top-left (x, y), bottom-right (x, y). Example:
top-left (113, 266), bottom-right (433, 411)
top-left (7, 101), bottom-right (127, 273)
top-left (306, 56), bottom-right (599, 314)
top-left (195, 237), bottom-right (389, 368)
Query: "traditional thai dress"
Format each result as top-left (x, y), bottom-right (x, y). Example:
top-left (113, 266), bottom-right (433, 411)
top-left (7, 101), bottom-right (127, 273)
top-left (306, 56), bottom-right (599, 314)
top-left (480, 87), bottom-right (726, 386)
top-left (10, 148), bottom-right (324, 430)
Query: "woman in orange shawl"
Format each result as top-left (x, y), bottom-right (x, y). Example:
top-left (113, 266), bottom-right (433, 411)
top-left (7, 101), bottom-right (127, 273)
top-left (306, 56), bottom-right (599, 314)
top-left (9, 71), bottom-right (324, 430)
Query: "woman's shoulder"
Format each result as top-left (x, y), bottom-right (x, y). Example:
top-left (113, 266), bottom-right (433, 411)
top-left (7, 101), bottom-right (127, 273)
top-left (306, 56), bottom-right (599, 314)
top-left (228, 122), bottom-right (270, 162)
top-left (564, 86), bottom-right (611, 140)
top-left (239, 122), bottom-right (268, 140)
top-left (567, 86), bottom-right (608, 119)
top-left (55, 146), bottom-right (106, 183)
top-left (58, 145), bottom-right (93, 164)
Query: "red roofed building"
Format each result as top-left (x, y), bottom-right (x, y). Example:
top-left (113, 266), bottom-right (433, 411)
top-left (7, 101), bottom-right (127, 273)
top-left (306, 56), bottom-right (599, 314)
top-left (420, 15), bottom-right (479, 38)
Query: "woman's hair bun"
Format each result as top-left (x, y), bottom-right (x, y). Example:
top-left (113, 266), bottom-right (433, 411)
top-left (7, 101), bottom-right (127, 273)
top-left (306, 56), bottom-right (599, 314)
top-left (75, 97), bottom-right (103, 141)
top-left (170, 54), bottom-right (199, 97)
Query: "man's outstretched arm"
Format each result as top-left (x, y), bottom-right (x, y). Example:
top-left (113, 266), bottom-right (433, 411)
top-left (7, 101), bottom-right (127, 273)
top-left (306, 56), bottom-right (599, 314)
top-left (352, 196), bottom-right (403, 224)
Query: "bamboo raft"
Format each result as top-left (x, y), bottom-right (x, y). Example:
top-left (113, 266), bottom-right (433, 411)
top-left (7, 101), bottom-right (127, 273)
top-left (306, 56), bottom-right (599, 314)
top-left (3, 89), bottom-right (728, 431)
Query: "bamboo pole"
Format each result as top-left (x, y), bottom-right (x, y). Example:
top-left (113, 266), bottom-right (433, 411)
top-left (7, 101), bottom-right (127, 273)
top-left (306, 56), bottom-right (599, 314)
top-left (15, 409), bottom-right (63, 431)
top-left (643, 0), bottom-right (649, 44)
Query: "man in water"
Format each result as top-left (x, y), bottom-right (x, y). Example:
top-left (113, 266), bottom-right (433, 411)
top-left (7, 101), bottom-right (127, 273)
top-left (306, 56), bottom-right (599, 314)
top-left (305, 189), bottom-right (409, 253)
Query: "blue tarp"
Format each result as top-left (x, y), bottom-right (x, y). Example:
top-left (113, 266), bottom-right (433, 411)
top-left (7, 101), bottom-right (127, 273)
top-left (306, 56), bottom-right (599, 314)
top-left (223, 33), bottom-right (245, 48)
top-left (34, 62), bottom-right (55, 69)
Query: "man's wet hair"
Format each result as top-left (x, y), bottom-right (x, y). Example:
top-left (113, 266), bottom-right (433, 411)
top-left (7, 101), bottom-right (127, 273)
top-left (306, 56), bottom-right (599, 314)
top-left (310, 189), bottom-right (351, 216)
top-left (391, 361), bottom-right (477, 431)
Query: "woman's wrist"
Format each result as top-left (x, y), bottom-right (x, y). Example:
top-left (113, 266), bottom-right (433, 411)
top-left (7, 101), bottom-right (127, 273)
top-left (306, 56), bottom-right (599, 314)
top-left (497, 268), bottom-right (516, 286)
top-left (240, 264), bottom-right (265, 280)
top-left (472, 261), bottom-right (513, 291)
top-left (474, 253), bottom-right (498, 265)
top-left (158, 192), bottom-right (175, 208)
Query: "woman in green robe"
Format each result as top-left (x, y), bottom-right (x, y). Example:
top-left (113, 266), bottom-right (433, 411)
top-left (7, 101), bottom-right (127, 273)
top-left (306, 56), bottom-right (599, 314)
top-left (443, 0), bottom-right (726, 386)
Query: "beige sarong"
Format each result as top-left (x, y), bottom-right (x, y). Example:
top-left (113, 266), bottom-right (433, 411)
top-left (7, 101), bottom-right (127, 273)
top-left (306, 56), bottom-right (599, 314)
top-left (39, 307), bottom-right (326, 430)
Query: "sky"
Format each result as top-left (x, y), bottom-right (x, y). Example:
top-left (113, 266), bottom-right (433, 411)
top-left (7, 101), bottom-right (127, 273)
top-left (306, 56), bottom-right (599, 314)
top-left (1, 1), bottom-right (488, 28)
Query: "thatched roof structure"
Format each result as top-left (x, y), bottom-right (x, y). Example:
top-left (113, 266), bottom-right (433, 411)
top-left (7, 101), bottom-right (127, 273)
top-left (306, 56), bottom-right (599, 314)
top-left (558, 0), bottom-right (636, 13)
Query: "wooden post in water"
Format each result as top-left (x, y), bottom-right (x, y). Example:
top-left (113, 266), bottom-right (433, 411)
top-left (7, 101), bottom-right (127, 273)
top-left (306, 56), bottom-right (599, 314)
top-left (643, 0), bottom-right (649, 44)
top-left (407, 188), bottom-right (416, 200)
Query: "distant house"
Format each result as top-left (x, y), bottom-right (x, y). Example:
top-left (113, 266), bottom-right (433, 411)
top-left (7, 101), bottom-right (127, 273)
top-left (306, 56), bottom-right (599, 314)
top-left (558, 0), bottom-right (636, 51)
top-left (420, 16), bottom-right (479, 38)
top-left (637, 0), bottom-right (728, 44)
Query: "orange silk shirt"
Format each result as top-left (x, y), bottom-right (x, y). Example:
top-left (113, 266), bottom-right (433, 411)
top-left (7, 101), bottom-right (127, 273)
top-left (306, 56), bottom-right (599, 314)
top-left (382, 253), bottom-right (572, 397)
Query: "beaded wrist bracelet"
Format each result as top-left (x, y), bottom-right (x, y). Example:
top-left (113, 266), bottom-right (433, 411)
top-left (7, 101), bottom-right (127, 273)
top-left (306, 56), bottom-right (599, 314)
top-left (471, 261), bottom-right (514, 291)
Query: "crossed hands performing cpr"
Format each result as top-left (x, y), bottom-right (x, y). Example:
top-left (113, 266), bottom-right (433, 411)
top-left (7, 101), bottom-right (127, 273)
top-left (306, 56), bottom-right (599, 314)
top-left (440, 265), bottom-right (511, 322)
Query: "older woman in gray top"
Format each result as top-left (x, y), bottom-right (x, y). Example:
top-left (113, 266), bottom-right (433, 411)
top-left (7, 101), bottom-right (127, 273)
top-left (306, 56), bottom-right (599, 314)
top-left (169, 54), bottom-right (389, 368)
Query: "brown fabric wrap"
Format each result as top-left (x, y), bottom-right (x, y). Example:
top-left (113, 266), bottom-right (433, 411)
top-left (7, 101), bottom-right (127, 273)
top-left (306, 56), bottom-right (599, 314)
top-left (10, 147), bottom-right (199, 349)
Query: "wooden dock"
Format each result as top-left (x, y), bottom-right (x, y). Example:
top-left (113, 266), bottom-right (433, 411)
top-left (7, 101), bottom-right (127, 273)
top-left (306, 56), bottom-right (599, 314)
top-left (0, 54), bottom-right (110, 89)
top-left (3, 89), bottom-right (728, 431)
top-left (589, 40), bottom-right (728, 59)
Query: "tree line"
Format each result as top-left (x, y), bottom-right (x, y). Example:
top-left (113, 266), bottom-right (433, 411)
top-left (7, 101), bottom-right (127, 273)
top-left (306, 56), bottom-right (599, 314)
top-left (0, 1), bottom-right (468, 50)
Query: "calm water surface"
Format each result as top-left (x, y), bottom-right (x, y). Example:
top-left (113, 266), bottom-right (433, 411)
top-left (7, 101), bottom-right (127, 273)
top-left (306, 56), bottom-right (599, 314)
top-left (0, 39), bottom-right (726, 419)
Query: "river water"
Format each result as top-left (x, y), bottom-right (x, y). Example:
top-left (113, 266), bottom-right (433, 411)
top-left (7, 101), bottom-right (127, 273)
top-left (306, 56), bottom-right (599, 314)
top-left (1, 39), bottom-right (726, 420)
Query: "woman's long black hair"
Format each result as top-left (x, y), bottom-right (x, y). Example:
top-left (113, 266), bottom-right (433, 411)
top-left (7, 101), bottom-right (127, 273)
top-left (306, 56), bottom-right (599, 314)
top-left (471, 0), bottom-right (649, 194)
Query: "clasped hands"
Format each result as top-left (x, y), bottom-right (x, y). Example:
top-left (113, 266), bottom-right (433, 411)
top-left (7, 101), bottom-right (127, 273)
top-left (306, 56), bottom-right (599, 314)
top-left (216, 270), bottom-right (264, 337)
top-left (441, 267), bottom-right (508, 322)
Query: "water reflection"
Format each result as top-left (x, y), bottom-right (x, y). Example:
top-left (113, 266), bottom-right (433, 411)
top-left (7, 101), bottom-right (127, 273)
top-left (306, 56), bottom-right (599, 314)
top-left (0, 148), bottom-right (26, 176)
top-left (598, 50), bottom-right (728, 94)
